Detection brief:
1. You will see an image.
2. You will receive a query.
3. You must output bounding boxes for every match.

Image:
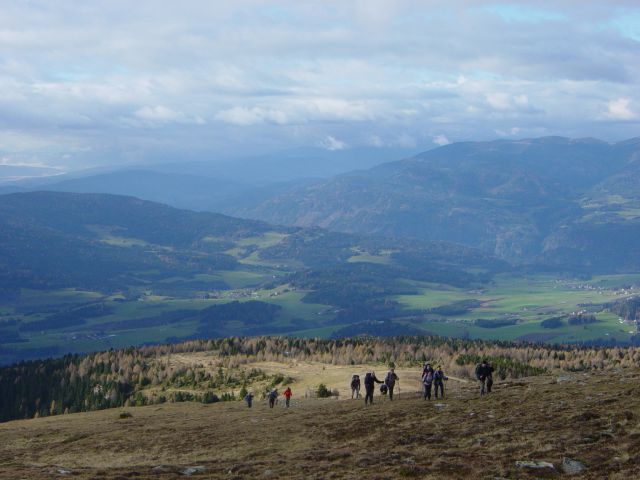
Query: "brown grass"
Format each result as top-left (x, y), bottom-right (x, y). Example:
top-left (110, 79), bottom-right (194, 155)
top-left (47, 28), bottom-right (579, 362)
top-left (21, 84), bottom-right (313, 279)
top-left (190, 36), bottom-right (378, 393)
top-left (1, 369), bottom-right (640, 479)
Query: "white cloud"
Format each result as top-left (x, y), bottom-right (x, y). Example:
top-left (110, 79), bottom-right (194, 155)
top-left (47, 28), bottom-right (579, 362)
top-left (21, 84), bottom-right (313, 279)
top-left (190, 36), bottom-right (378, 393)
top-left (432, 134), bottom-right (450, 146)
top-left (605, 98), bottom-right (636, 120)
top-left (322, 135), bottom-right (347, 151)
top-left (367, 134), bottom-right (384, 147)
top-left (485, 92), bottom-right (512, 110)
top-left (215, 106), bottom-right (288, 126)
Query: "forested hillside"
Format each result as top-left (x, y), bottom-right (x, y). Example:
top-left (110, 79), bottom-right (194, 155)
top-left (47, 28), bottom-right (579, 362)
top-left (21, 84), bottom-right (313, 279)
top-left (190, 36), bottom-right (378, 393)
top-left (2, 335), bottom-right (639, 422)
top-left (235, 137), bottom-right (640, 270)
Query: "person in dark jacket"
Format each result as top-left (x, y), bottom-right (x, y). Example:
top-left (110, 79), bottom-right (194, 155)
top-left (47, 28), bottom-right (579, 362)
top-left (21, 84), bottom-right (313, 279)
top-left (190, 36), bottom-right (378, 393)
top-left (363, 371), bottom-right (383, 405)
top-left (422, 363), bottom-right (435, 400)
top-left (350, 374), bottom-right (361, 399)
top-left (433, 365), bottom-right (447, 399)
top-left (268, 389), bottom-right (278, 408)
top-left (475, 360), bottom-right (494, 396)
top-left (244, 392), bottom-right (254, 408)
top-left (385, 368), bottom-right (399, 401)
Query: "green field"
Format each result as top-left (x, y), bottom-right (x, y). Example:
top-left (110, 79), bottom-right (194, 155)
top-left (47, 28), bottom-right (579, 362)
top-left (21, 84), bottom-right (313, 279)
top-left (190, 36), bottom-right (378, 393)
top-left (394, 274), bottom-right (640, 343)
top-left (2, 272), bottom-right (639, 365)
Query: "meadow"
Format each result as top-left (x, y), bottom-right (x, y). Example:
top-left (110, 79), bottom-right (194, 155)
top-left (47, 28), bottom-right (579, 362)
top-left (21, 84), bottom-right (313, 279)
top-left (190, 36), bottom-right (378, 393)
top-left (1, 271), bottom-right (639, 365)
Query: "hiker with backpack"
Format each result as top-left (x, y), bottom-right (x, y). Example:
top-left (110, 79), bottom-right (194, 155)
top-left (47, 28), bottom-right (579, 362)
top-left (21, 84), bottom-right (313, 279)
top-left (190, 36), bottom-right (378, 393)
top-left (475, 359), bottom-right (494, 396)
top-left (384, 368), bottom-right (399, 401)
top-left (350, 374), bottom-right (361, 399)
top-left (434, 365), bottom-right (447, 399)
top-left (422, 363), bottom-right (435, 400)
top-left (363, 371), bottom-right (383, 405)
top-left (283, 387), bottom-right (292, 408)
top-left (268, 389), bottom-right (278, 408)
top-left (244, 391), bottom-right (254, 408)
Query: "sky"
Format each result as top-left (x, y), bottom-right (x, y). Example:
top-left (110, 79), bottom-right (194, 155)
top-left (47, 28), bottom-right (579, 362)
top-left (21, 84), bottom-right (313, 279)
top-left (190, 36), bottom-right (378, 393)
top-left (1, 0), bottom-right (639, 171)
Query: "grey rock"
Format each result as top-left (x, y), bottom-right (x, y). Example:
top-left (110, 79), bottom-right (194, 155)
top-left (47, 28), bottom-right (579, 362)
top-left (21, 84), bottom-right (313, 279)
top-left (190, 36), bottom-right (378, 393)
top-left (515, 460), bottom-right (555, 469)
top-left (562, 457), bottom-right (586, 475)
top-left (181, 465), bottom-right (206, 476)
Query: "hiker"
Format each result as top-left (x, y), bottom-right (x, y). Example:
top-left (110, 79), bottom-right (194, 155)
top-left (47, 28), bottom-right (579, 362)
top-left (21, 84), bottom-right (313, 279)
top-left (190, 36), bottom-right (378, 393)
top-left (268, 389), bottom-right (278, 408)
top-left (385, 368), bottom-right (399, 401)
top-left (475, 359), bottom-right (494, 396)
top-left (363, 371), bottom-right (383, 405)
top-left (244, 391), bottom-right (254, 408)
top-left (283, 387), bottom-right (292, 407)
top-left (350, 374), bottom-right (361, 399)
top-left (434, 365), bottom-right (447, 399)
top-left (422, 363), bottom-right (435, 400)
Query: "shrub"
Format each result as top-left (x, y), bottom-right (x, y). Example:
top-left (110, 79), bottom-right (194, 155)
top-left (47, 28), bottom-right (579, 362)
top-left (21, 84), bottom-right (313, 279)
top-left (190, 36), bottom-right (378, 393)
top-left (316, 383), bottom-right (332, 398)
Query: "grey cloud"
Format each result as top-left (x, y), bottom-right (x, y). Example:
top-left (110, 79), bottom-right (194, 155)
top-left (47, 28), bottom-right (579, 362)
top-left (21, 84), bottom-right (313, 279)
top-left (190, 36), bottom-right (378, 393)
top-left (0, 1), bottom-right (639, 169)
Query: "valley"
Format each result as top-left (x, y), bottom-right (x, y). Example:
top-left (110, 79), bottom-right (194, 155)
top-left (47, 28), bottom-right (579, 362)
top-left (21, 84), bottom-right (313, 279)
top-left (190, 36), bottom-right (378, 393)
top-left (1, 191), bottom-right (639, 364)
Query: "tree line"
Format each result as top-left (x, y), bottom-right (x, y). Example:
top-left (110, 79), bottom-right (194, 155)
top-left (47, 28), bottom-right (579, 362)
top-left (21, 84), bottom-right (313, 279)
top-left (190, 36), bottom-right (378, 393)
top-left (1, 335), bottom-right (639, 422)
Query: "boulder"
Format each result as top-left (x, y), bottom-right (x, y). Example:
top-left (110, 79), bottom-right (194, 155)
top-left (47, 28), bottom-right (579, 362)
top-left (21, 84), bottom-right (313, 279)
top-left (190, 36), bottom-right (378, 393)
top-left (562, 457), bottom-right (586, 475)
top-left (515, 460), bottom-right (555, 470)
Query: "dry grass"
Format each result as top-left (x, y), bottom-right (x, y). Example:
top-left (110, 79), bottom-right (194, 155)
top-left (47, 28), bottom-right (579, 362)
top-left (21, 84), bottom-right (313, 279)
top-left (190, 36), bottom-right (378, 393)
top-left (1, 369), bottom-right (640, 479)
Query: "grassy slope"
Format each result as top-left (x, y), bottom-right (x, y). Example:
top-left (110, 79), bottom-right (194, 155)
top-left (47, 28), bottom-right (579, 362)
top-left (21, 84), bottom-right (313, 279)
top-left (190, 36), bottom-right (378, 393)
top-left (1, 369), bottom-right (639, 479)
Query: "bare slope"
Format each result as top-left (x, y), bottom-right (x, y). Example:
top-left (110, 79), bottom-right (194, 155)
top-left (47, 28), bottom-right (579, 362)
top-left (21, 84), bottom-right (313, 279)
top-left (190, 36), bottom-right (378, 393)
top-left (1, 369), bottom-right (639, 479)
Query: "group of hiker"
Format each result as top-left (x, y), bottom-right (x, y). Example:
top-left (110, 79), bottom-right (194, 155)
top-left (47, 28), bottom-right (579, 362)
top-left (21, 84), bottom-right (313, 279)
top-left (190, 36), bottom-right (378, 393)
top-left (355, 359), bottom-right (494, 404)
top-left (243, 359), bottom-right (495, 408)
top-left (244, 386), bottom-right (293, 408)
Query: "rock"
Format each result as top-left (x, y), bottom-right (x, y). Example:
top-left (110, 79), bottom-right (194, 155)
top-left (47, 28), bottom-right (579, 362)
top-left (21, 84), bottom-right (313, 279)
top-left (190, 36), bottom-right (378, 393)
top-left (562, 457), bottom-right (586, 475)
top-left (402, 458), bottom-right (416, 465)
top-left (263, 469), bottom-right (274, 477)
top-left (181, 465), bottom-right (206, 476)
top-left (57, 469), bottom-right (71, 475)
top-left (515, 460), bottom-right (555, 470)
top-left (435, 403), bottom-right (446, 409)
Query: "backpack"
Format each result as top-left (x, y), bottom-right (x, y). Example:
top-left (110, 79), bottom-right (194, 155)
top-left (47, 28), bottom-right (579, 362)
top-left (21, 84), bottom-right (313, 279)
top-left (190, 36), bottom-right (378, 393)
top-left (423, 371), bottom-right (433, 384)
top-left (380, 384), bottom-right (388, 395)
top-left (475, 363), bottom-right (483, 379)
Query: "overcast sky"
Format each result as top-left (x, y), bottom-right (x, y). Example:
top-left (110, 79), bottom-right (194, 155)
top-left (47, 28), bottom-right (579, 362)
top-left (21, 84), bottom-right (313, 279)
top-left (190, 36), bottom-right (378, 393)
top-left (1, 1), bottom-right (639, 171)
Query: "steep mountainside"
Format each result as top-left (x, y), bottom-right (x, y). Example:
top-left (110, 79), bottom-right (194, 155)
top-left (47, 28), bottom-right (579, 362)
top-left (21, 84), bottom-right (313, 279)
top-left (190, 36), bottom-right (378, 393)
top-left (235, 137), bottom-right (640, 270)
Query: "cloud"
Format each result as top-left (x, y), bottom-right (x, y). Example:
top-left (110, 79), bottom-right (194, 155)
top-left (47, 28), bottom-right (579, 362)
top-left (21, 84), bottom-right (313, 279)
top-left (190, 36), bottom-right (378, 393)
top-left (215, 106), bottom-right (288, 126)
top-left (134, 105), bottom-right (205, 125)
top-left (432, 134), bottom-right (450, 146)
top-left (0, 1), bottom-right (639, 169)
top-left (605, 98), bottom-right (636, 120)
top-left (321, 135), bottom-right (347, 151)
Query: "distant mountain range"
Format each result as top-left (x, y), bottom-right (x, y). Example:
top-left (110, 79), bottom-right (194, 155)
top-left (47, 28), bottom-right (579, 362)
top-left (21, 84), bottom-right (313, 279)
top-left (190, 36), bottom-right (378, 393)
top-left (232, 137), bottom-right (640, 271)
top-left (3, 137), bottom-right (639, 272)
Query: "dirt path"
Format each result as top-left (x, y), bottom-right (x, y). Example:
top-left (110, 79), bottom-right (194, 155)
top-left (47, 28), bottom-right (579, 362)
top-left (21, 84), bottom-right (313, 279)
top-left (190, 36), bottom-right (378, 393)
top-left (1, 370), bottom-right (639, 479)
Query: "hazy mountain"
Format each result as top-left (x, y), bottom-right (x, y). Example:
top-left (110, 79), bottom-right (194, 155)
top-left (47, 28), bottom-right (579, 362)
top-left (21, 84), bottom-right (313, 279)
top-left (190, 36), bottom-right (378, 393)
top-left (0, 165), bottom-right (63, 183)
top-left (149, 145), bottom-right (422, 185)
top-left (4, 146), bottom-right (418, 214)
top-left (36, 169), bottom-right (300, 213)
top-left (233, 137), bottom-right (640, 270)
